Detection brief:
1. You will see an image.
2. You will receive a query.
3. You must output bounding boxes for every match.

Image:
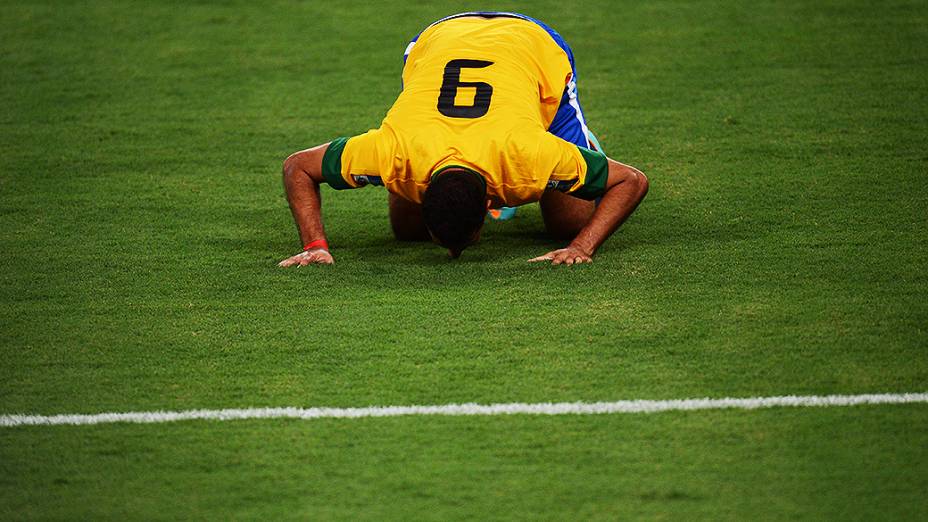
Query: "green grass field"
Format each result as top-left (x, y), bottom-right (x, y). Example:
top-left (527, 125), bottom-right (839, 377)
top-left (2, 0), bottom-right (927, 519)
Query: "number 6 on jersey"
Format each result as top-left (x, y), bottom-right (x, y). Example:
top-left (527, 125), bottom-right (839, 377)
top-left (437, 59), bottom-right (494, 118)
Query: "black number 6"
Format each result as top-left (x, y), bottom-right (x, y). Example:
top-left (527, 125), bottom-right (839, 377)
top-left (437, 59), bottom-right (494, 118)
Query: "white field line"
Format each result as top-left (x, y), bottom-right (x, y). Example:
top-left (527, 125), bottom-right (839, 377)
top-left (1, 393), bottom-right (926, 428)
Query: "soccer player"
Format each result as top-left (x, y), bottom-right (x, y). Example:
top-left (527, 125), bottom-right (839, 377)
top-left (279, 12), bottom-right (648, 267)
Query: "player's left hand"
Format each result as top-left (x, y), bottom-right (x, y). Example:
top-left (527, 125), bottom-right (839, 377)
top-left (278, 248), bottom-right (334, 267)
top-left (528, 246), bottom-right (592, 265)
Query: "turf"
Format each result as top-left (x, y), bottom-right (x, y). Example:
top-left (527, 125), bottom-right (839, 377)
top-left (1, 0), bottom-right (927, 519)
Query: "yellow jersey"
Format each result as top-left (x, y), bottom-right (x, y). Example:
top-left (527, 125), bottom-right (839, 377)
top-left (321, 15), bottom-right (608, 205)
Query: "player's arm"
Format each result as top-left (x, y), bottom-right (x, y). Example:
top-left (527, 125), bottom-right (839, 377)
top-left (530, 159), bottom-right (649, 265)
top-left (278, 143), bottom-right (334, 267)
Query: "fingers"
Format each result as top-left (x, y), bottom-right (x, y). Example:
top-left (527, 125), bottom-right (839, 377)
top-left (279, 249), bottom-right (334, 267)
top-left (556, 256), bottom-right (590, 265)
top-left (529, 249), bottom-right (592, 265)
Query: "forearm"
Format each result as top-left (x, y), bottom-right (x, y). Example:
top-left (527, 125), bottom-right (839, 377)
top-left (282, 161), bottom-right (327, 246)
top-left (569, 164), bottom-right (649, 255)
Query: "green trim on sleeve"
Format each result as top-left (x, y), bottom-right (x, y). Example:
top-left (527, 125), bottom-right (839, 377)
top-left (321, 137), bottom-right (352, 190)
top-left (571, 146), bottom-right (609, 200)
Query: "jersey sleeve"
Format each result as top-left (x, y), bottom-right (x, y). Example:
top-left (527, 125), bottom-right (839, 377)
top-left (544, 138), bottom-right (610, 200)
top-left (320, 130), bottom-right (395, 190)
top-left (321, 137), bottom-right (354, 189)
top-left (570, 147), bottom-right (609, 199)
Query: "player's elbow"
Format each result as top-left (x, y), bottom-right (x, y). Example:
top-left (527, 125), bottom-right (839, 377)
top-left (282, 152), bottom-right (315, 189)
top-left (612, 163), bottom-right (649, 202)
top-left (282, 152), bottom-right (301, 181)
top-left (607, 160), bottom-right (649, 201)
top-left (283, 147), bottom-right (326, 185)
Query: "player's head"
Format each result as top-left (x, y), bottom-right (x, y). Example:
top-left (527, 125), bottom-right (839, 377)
top-left (422, 167), bottom-right (487, 258)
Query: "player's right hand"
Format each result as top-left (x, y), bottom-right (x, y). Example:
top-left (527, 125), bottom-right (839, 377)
top-left (528, 245), bottom-right (593, 265)
top-left (278, 248), bottom-right (334, 267)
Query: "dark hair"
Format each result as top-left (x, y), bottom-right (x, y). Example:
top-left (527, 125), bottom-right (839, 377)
top-left (421, 167), bottom-right (487, 257)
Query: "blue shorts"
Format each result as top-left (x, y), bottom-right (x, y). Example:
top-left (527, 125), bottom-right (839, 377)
top-left (404, 11), bottom-right (600, 151)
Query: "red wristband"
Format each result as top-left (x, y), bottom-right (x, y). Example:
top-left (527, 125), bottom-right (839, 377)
top-left (303, 239), bottom-right (329, 252)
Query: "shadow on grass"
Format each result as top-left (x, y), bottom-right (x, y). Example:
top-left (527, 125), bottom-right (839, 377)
top-left (220, 196), bottom-right (758, 273)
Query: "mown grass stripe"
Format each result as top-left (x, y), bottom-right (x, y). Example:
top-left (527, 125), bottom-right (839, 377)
top-left (2, 393), bottom-right (926, 427)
